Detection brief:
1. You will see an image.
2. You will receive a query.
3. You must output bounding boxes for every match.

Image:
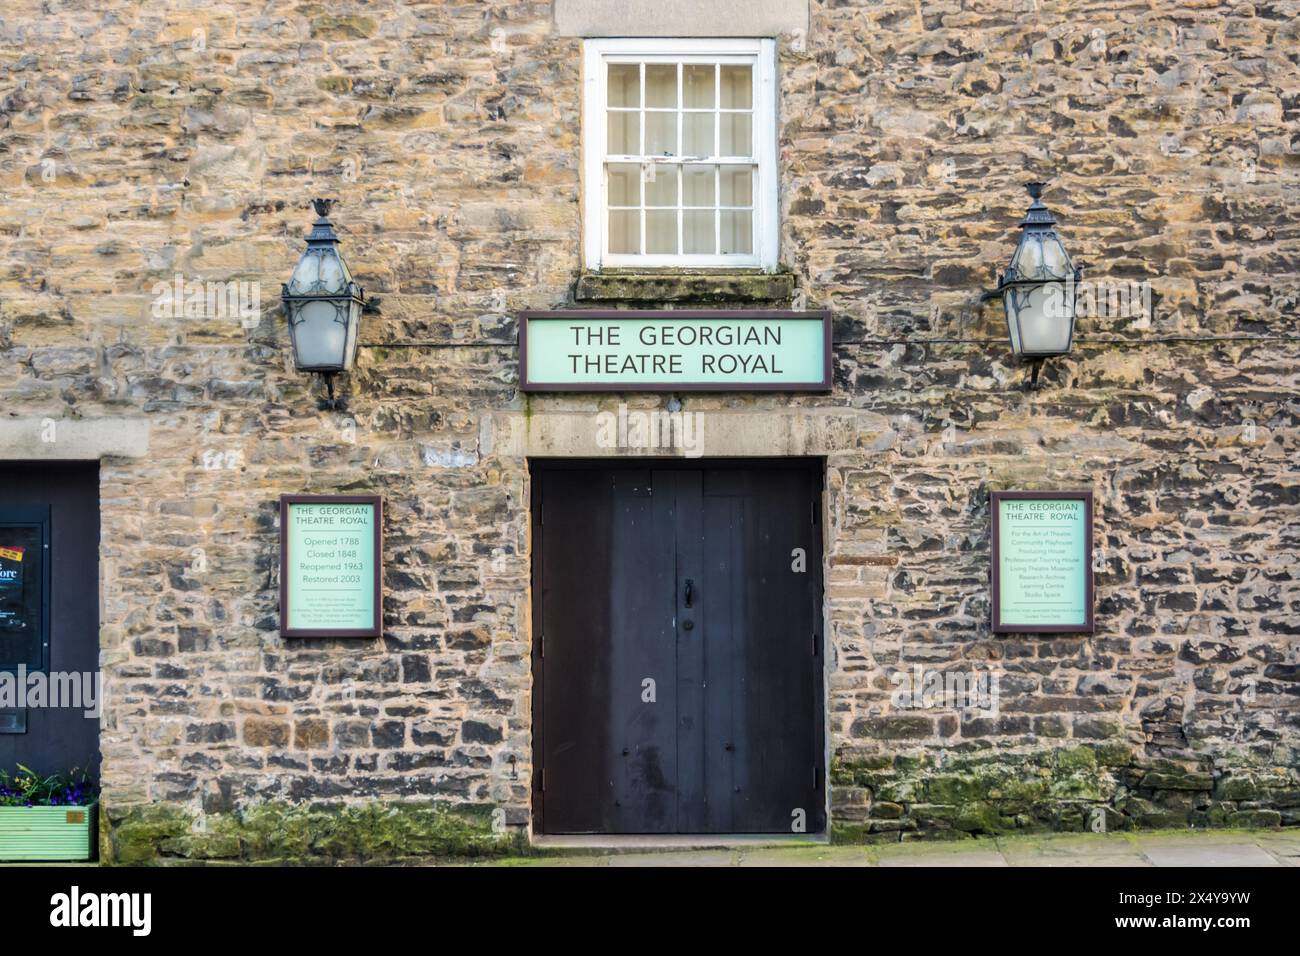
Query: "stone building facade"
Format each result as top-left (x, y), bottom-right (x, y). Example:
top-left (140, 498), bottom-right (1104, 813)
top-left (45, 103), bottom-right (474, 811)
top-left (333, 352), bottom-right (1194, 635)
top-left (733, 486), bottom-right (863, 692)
top-left (0, 0), bottom-right (1296, 862)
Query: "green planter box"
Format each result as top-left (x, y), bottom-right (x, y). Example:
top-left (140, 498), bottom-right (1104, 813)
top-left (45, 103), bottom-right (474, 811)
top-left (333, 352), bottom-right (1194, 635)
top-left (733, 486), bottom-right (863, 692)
top-left (0, 804), bottom-right (97, 861)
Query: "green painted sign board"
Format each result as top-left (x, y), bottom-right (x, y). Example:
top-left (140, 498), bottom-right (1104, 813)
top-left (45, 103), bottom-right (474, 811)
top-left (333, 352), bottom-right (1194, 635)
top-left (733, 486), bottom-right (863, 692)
top-left (520, 310), bottom-right (832, 391)
top-left (991, 491), bottom-right (1094, 633)
top-left (279, 495), bottom-right (382, 637)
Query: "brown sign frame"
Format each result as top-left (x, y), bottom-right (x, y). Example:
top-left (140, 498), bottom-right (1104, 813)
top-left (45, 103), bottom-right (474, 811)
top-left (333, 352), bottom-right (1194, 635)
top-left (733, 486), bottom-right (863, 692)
top-left (279, 494), bottom-right (383, 638)
top-left (990, 490), bottom-right (1095, 634)
top-left (518, 309), bottom-right (833, 392)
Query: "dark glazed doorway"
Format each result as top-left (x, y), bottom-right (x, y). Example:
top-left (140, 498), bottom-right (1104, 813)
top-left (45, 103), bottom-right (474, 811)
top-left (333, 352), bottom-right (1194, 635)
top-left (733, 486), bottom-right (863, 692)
top-left (0, 462), bottom-right (100, 777)
top-left (531, 459), bottom-right (825, 835)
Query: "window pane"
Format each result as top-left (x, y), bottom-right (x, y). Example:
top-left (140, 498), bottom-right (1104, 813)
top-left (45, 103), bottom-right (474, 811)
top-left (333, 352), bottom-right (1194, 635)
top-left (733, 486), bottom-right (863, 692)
top-left (608, 111), bottom-right (638, 154)
top-left (646, 209), bottom-right (677, 254)
top-left (721, 210), bottom-right (752, 254)
top-left (609, 209), bottom-right (640, 254)
top-left (645, 64), bottom-right (676, 108)
top-left (608, 64), bottom-right (639, 108)
top-left (683, 64), bottom-right (714, 108)
top-left (598, 53), bottom-right (765, 263)
top-left (720, 65), bottom-right (752, 108)
top-left (683, 112), bottom-right (713, 157)
top-left (682, 165), bottom-right (715, 206)
top-left (721, 112), bottom-right (751, 156)
top-left (608, 163), bottom-right (640, 206)
top-left (683, 210), bottom-right (714, 254)
top-left (720, 165), bottom-right (753, 206)
top-left (645, 112), bottom-right (677, 156)
top-left (644, 164), bottom-right (678, 206)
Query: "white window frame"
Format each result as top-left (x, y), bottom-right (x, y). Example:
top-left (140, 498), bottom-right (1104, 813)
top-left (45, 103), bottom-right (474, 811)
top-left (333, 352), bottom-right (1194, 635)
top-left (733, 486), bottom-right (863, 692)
top-left (582, 37), bottom-right (779, 272)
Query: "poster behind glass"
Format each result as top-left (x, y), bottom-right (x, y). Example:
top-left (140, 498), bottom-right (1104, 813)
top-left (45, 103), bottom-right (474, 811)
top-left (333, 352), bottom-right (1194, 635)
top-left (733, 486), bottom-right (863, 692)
top-left (0, 522), bottom-right (46, 671)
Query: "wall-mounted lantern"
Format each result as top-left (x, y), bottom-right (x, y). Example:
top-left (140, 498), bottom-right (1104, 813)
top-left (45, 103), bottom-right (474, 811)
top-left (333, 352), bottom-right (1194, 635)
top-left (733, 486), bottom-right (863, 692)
top-left (281, 199), bottom-right (364, 410)
top-left (994, 182), bottom-right (1081, 388)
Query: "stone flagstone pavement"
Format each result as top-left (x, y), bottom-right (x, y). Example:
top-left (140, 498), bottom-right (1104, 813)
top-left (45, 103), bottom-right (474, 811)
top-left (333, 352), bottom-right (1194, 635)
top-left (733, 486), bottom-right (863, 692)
top-left (472, 828), bottom-right (1300, 867)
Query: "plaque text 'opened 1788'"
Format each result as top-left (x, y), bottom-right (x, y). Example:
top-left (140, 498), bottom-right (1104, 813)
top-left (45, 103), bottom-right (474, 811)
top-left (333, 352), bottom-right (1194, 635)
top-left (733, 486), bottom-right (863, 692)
top-left (280, 495), bottom-right (382, 638)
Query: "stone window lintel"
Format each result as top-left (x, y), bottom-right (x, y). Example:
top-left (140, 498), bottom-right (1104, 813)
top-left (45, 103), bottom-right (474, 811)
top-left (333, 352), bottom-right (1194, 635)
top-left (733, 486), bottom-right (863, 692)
top-left (573, 268), bottom-right (797, 304)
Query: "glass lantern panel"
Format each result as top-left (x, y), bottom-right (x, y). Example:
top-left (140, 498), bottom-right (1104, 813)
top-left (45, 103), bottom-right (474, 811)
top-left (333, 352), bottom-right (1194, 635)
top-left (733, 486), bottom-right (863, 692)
top-left (288, 252), bottom-right (319, 295)
top-left (1041, 234), bottom-right (1071, 278)
top-left (290, 248), bottom-right (350, 296)
top-left (1013, 235), bottom-right (1044, 279)
top-left (1002, 288), bottom-right (1022, 355)
top-left (291, 299), bottom-right (348, 370)
top-left (341, 295), bottom-right (362, 370)
top-left (1007, 282), bottom-right (1073, 356)
top-left (316, 250), bottom-right (345, 292)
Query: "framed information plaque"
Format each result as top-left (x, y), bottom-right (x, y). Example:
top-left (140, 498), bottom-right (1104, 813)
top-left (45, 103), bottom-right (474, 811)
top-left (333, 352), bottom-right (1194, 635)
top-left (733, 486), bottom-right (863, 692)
top-left (279, 494), bottom-right (382, 638)
top-left (991, 490), bottom-right (1094, 634)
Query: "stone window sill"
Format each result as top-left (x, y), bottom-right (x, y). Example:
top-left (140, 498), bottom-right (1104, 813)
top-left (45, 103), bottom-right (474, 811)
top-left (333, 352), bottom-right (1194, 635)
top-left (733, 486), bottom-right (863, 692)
top-left (574, 269), bottom-right (797, 304)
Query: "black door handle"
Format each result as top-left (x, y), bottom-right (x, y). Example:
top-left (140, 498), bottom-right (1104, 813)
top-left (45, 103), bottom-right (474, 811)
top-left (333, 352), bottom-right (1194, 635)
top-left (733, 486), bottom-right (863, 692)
top-left (684, 578), bottom-right (694, 608)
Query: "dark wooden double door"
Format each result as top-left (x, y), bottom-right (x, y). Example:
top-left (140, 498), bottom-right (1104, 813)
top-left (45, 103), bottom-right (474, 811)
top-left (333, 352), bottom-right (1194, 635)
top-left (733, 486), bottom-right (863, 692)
top-left (532, 460), bottom-right (825, 834)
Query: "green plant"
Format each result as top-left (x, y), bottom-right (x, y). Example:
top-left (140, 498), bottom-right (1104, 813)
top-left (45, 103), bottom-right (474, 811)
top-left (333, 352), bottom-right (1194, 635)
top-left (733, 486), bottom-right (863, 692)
top-left (0, 765), bottom-right (96, 807)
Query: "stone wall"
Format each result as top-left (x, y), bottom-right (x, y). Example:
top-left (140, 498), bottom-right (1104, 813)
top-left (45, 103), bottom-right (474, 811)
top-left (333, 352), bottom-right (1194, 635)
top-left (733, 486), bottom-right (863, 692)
top-left (0, 1), bottom-right (1296, 860)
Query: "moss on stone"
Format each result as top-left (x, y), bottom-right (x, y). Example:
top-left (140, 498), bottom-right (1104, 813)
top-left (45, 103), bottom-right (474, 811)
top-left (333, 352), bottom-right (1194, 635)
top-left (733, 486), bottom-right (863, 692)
top-left (954, 801), bottom-right (1012, 834)
top-left (104, 804), bottom-right (192, 865)
top-left (1049, 770), bottom-right (1116, 802)
top-left (1093, 742), bottom-right (1136, 768)
top-left (985, 770), bottom-right (1049, 805)
top-left (1214, 773), bottom-right (1260, 801)
top-left (871, 777), bottom-right (921, 803)
top-left (925, 773), bottom-right (983, 804)
top-left (831, 822), bottom-right (870, 844)
top-left (1227, 809), bottom-right (1282, 828)
top-left (870, 801), bottom-right (904, 819)
top-left (1139, 769), bottom-right (1213, 791)
top-left (1056, 746), bottom-right (1098, 771)
top-left (833, 749), bottom-right (1298, 837)
top-left (104, 800), bottom-right (514, 865)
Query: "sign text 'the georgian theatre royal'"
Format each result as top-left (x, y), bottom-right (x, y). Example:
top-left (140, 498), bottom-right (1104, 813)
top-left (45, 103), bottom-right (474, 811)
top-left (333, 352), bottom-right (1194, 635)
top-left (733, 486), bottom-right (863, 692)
top-left (520, 311), bottom-right (832, 392)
